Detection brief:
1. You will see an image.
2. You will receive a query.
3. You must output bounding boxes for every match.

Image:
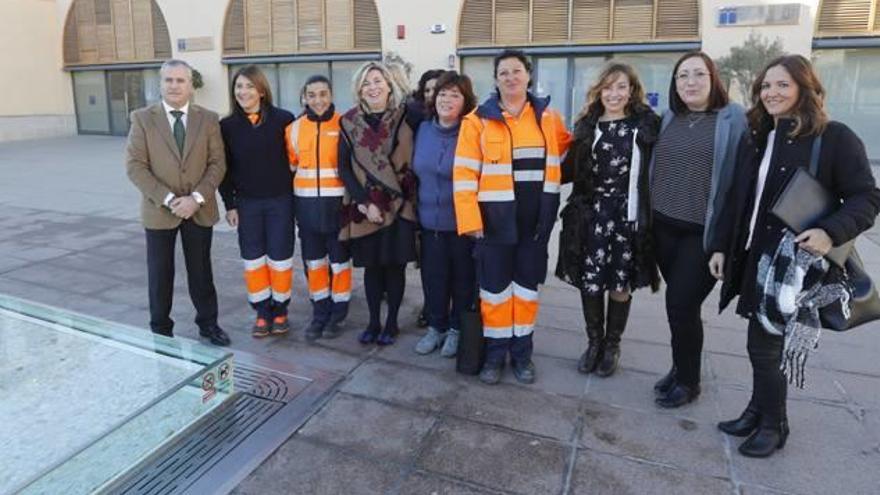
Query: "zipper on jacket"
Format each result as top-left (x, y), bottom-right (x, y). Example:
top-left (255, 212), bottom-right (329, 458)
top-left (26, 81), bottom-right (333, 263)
top-left (315, 120), bottom-right (322, 197)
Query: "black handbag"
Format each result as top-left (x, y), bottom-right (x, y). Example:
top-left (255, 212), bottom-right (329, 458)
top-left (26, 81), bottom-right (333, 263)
top-left (456, 251), bottom-right (484, 375)
top-left (770, 135), bottom-right (880, 331)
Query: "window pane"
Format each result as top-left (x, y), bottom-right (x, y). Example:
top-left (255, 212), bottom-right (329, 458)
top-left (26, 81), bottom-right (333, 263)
top-left (143, 69), bottom-right (161, 106)
top-left (73, 71), bottom-right (110, 133)
top-left (571, 57), bottom-right (606, 122)
top-left (535, 58), bottom-right (569, 123)
top-left (611, 52), bottom-right (682, 113)
top-left (331, 61), bottom-right (367, 113)
top-left (814, 48), bottom-right (880, 161)
top-left (279, 62), bottom-right (329, 113)
top-left (461, 57), bottom-right (496, 103)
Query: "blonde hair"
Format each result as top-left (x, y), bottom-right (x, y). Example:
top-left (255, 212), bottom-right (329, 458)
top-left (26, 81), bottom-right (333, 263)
top-left (351, 62), bottom-right (406, 111)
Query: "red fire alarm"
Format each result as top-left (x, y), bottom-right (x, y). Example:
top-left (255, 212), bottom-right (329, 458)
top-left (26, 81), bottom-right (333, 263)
top-left (396, 24), bottom-right (405, 39)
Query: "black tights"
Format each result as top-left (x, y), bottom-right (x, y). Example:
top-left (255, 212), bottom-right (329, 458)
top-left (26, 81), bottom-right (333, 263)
top-left (364, 264), bottom-right (406, 332)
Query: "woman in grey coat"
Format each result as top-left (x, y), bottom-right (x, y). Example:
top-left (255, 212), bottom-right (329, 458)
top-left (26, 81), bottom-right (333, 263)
top-left (649, 51), bottom-right (747, 408)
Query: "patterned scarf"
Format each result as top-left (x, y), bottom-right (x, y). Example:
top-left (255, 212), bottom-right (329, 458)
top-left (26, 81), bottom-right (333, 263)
top-left (756, 230), bottom-right (851, 388)
top-left (338, 104), bottom-right (415, 240)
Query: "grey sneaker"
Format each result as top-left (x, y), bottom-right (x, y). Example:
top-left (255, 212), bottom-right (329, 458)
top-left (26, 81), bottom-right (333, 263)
top-left (414, 327), bottom-right (446, 355)
top-left (439, 328), bottom-right (460, 358)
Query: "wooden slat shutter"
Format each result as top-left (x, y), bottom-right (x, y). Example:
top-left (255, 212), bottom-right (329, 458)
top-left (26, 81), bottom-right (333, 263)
top-left (75, 0), bottom-right (98, 63)
top-left (63, 0), bottom-right (170, 66)
top-left (459, 0), bottom-right (493, 46)
top-left (495, 0), bottom-right (530, 45)
top-left (272, 0), bottom-right (297, 53)
top-left (246, 0), bottom-right (272, 53)
top-left (817, 0), bottom-right (873, 33)
top-left (112, 0), bottom-right (134, 60)
top-left (63, 8), bottom-right (80, 63)
top-left (326, 0), bottom-right (353, 50)
top-left (612, 0), bottom-right (653, 40)
top-left (353, 0), bottom-right (381, 49)
top-left (572, 0), bottom-right (610, 41)
top-left (298, 0), bottom-right (324, 50)
top-left (224, 0), bottom-right (246, 54)
top-left (151, 1), bottom-right (171, 58)
top-left (656, 0), bottom-right (699, 38)
top-left (533, 0), bottom-right (569, 43)
top-left (131, 0), bottom-right (155, 60)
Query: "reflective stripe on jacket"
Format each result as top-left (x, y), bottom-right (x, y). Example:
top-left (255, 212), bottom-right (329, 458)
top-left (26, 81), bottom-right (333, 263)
top-left (287, 112), bottom-right (345, 198)
top-left (453, 93), bottom-right (571, 244)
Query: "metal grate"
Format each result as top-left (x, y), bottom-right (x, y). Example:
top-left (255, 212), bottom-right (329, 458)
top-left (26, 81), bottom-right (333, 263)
top-left (116, 394), bottom-right (282, 495)
top-left (103, 357), bottom-right (339, 494)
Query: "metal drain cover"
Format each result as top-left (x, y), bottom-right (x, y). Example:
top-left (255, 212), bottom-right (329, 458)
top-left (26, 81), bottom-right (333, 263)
top-left (105, 352), bottom-right (342, 495)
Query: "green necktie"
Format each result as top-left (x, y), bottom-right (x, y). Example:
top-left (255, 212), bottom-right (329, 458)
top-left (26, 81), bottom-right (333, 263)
top-left (170, 110), bottom-right (185, 155)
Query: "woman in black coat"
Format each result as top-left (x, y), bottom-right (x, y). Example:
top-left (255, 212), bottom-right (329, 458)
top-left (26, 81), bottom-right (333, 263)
top-left (557, 62), bottom-right (660, 378)
top-left (709, 55), bottom-right (880, 458)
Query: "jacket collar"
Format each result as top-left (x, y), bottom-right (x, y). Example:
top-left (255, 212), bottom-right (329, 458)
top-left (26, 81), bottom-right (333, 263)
top-left (475, 91), bottom-right (549, 123)
top-left (303, 104), bottom-right (336, 122)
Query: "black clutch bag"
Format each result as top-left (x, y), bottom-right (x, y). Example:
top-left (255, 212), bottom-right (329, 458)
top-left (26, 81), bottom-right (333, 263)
top-left (769, 167), bottom-right (853, 268)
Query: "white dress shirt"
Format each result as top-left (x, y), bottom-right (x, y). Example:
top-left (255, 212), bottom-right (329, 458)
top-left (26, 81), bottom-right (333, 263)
top-left (160, 100), bottom-right (204, 207)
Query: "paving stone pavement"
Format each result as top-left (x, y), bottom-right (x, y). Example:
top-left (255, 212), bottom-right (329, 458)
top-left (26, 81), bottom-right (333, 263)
top-left (2, 136), bottom-right (880, 494)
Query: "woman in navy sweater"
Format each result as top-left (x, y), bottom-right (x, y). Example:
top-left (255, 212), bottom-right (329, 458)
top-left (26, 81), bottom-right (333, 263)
top-left (412, 72), bottom-right (478, 357)
top-left (219, 65), bottom-right (295, 338)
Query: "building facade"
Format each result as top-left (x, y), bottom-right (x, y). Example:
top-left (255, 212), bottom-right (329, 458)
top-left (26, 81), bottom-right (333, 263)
top-left (2, 0), bottom-right (879, 158)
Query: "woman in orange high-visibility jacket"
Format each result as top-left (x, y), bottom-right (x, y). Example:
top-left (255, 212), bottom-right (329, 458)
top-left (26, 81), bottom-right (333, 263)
top-left (453, 50), bottom-right (571, 385)
top-left (287, 75), bottom-right (352, 341)
top-left (220, 65), bottom-right (295, 338)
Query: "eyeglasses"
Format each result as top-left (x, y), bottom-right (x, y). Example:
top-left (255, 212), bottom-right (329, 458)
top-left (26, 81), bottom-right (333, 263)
top-left (675, 72), bottom-right (710, 82)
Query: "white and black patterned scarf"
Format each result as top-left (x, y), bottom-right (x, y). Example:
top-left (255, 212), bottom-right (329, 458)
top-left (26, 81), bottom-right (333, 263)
top-left (756, 230), bottom-right (851, 388)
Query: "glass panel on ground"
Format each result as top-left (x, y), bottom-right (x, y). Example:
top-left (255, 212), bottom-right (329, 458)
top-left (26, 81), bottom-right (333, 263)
top-left (73, 71), bottom-right (110, 134)
top-left (0, 295), bottom-right (233, 494)
top-left (814, 48), bottom-right (880, 162)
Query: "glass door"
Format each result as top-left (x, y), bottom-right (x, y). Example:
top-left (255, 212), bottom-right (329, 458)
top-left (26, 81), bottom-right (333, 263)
top-left (108, 70), bottom-right (147, 136)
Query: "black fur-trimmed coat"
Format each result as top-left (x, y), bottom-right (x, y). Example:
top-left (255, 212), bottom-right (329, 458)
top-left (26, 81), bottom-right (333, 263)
top-left (555, 106), bottom-right (661, 292)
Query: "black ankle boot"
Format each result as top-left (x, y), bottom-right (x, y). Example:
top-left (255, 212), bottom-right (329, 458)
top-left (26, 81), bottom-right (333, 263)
top-left (578, 293), bottom-right (605, 374)
top-left (653, 366), bottom-right (677, 398)
top-left (718, 402), bottom-right (760, 437)
top-left (655, 382), bottom-right (700, 408)
top-left (596, 297), bottom-right (631, 377)
top-left (738, 420), bottom-right (789, 458)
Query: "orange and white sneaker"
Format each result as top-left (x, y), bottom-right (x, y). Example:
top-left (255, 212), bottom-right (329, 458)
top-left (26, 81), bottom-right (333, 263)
top-left (270, 315), bottom-right (290, 335)
top-left (252, 317), bottom-right (270, 338)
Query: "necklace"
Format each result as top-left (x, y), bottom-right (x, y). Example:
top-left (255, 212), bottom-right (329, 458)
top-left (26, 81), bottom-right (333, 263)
top-left (687, 112), bottom-right (707, 128)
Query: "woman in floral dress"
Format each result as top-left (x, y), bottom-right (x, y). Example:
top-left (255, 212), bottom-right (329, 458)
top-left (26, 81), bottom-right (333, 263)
top-left (557, 63), bottom-right (660, 377)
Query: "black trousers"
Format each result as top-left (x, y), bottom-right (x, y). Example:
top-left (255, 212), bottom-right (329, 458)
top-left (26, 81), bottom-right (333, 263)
top-left (653, 219), bottom-right (717, 386)
top-left (420, 229), bottom-right (475, 332)
top-left (145, 220), bottom-right (218, 336)
top-left (747, 318), bottom-right (787, 425)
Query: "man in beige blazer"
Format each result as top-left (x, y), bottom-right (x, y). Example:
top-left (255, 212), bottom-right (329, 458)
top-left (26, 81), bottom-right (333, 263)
top-left (126, 59), bottom-right (230, 346)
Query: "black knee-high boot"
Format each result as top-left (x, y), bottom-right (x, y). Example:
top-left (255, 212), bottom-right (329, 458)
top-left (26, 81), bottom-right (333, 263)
top-left (596, 297), bottom-right (631, 377)
top-left (578, 292), bottom-right (605, 374)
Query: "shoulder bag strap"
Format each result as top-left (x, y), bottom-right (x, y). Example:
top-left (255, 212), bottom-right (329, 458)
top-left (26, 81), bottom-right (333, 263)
top-left (809, 134), bottom-right (823, 176)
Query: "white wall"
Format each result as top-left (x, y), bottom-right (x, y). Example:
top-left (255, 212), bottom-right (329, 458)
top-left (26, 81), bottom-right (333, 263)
top-left (374, 0), bottom-right (461, 88)
top-left (0, 0), bottom-right (75, 141)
